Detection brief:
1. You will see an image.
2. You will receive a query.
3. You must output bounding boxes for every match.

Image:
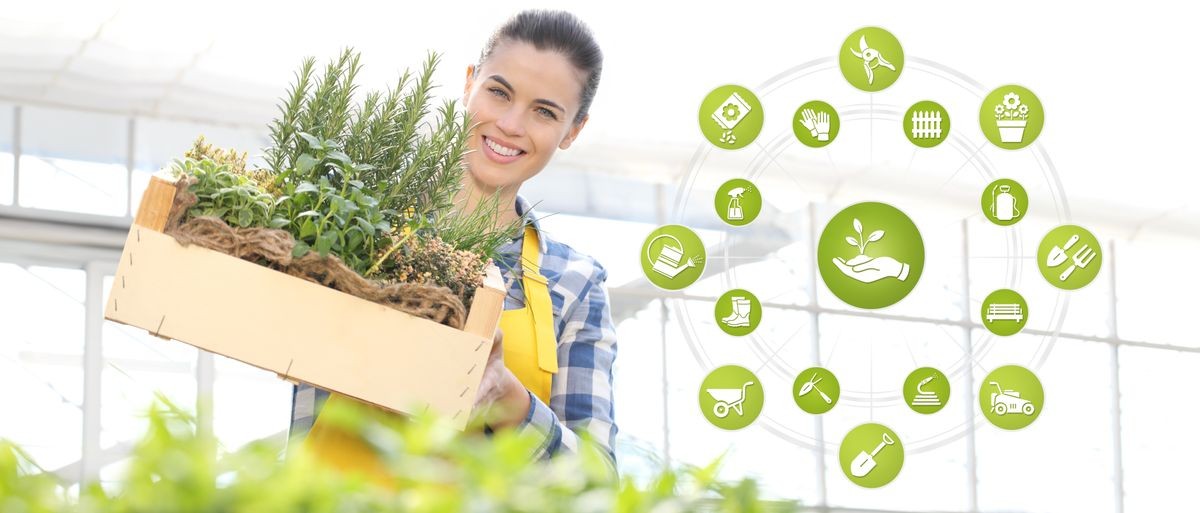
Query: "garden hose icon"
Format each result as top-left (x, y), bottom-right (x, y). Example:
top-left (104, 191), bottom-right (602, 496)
top-left (646, 234), bottom-right (703, 279)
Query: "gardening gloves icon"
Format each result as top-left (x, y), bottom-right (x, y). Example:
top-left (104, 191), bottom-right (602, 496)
top-left (800, 108), bottom-right (831, 142)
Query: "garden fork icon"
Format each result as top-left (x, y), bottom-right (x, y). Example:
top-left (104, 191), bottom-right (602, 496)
top-left (1059, 244), bottom-right (1098, 281)
top-left (849, 35), bottom-right (896, 85)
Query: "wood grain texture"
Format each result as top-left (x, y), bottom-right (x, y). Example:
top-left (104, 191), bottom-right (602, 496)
top-left (104, 227), bottom-right (492, 430)
top-left (133, 176), bottom-right (178, 232)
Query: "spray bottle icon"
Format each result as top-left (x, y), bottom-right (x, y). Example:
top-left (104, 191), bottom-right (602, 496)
top-left (726, 186), bottom-right (750, 221)
top-left (991, 184), bottom-right (1021, 222)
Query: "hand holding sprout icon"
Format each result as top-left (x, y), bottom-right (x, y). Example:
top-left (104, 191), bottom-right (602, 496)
top-left (832, 218), bottom-right (910, 283)
top-left (799, 108), bottom-right (831, 141)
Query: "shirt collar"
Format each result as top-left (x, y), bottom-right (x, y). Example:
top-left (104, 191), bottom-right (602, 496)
top-left (514, 194), bottom-right (548, 254)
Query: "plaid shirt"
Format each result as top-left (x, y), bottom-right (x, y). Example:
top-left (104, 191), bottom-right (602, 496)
top-left (289, 195), bottom-right (619, 471)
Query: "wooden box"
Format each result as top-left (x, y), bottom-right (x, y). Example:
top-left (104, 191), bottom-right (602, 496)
top-left (103, 177), bottom-right (504, 430)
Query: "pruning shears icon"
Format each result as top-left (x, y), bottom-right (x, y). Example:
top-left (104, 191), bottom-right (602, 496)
top-left (849, 35), bottom-right (896, 85)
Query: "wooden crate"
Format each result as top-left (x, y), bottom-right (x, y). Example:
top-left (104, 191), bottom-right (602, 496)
top-left (103, 176), bottom-right (504, 430)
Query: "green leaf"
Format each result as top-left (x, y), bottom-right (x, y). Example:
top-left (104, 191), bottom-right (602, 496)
top-left (299, 218), bottom-right (317, 239)
top-left (291, 240), bottom-right (311, 258)
top-left (298, 132), bottom-right (323, 150)
top-left (269, 217), bottom-right (291, 229)
top-left (355, 217), bottom-right (375, 236)
top-left (327, 150), bottom-right (352, 164)
top-left (316, 232), bottom-right (336, 257)
top-left (296, 153), bottom-right (319, 175)
top-left (295, 181), bottom-right (319, 195)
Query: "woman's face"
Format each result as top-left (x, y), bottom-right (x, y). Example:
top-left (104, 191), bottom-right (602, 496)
top-left (463, 40), bottom-right (588, 192)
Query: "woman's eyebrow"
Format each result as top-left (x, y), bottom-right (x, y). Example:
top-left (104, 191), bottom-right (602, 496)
top-left (488, 74), bottom-right (566, 114)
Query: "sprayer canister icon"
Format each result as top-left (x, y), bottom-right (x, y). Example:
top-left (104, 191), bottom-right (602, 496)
top-left (647, 234), bottom-right (704, 280)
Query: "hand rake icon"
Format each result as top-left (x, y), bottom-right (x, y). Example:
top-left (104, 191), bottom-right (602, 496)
top-left (849, 35), bottom-right (896, 85)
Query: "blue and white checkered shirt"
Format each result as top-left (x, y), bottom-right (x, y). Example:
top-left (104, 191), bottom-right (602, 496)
top-left (289, 195), bottom-right (619, 470)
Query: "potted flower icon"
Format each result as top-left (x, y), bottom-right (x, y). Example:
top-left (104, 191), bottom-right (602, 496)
top-left (994, 92), bottom-right (1031, 143)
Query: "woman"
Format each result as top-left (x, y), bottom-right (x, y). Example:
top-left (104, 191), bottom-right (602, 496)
top-left (291, 10), bottom-right (619, 473)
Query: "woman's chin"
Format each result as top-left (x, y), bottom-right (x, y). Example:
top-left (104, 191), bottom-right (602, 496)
top-left (467, 165), bottom-right (520, 192)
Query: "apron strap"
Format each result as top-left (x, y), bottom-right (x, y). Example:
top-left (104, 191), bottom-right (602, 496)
top-left (520, 225), bottom-right (559, 374)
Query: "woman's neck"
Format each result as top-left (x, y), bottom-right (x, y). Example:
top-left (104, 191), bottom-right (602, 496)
top-left (455, 175), bottom-right (522, 234)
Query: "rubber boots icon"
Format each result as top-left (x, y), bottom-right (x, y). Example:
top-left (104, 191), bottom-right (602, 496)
top-left (720, 296), bottom-right (752, 328)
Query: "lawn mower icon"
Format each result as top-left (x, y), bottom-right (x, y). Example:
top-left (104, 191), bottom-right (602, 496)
top-left (988, 381), bottom-right (1036, 416)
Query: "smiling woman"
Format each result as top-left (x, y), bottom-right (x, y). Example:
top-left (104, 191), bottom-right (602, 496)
top-left (291, 9), bottom-right (619, 476)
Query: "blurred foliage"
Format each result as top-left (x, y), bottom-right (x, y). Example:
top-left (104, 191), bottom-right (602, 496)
top-left (0, 398), bottom-right (797, 512)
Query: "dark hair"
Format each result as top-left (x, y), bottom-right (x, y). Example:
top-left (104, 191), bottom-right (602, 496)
top-left (478, 10), bottom-right (603, 124)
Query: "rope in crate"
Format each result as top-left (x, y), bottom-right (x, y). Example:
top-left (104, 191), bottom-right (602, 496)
top-left (160, 175), bottom-right (468, 329)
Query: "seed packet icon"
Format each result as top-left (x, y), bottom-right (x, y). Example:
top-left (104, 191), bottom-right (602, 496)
top-left (712, 92), bottom-right (752, 131)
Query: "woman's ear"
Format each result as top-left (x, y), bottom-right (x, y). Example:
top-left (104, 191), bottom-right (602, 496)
top-left (558, 114), bottom-right (589, 150)
top-left (463, 64), bottom-right (476, 100)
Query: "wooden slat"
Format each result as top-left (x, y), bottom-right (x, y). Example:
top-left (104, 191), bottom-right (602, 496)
top-left (104, 227), bottom-right (492, 430)
top-left (133, 176), bottom-right (178, 233)
top-left (463, 264), bottom-right (505, 341)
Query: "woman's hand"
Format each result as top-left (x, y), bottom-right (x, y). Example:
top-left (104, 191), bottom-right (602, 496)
top-left (471, 329), bottom-right (531, 430)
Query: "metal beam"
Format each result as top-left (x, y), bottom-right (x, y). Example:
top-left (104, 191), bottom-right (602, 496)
top-left (81, 262), bottom-right (104, 484)
top-left (1108, 241), bottom-right (1125, 513)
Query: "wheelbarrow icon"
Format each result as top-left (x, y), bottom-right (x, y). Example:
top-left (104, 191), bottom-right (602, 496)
top-left (706, 381), bottom-right (756, 418)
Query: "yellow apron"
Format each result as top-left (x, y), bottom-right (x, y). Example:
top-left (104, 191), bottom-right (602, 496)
top-left (304, 225), bottom-right (558, 483)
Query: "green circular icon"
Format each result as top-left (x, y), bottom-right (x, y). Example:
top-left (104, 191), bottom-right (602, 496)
top-left (817, 202), bottom-right (924, 309)
top-left (981, 289), bottom-right (1028, 336)
top-left (699, 365), bottom-right (763, 430)
top-left (903, 367), bottom-right (949, 414)
top-left (980, 85), bottom-right (1044, 149)
top-left (839, 27), bottom-right (904, 92)
top-left (902, 100), bottom-right (950, 148)
top-left (699, 85), bottom-right (764, 149)
top-left (641, 225), bottom-right (706, 290)
top-left (839, 423), bottom-right (904, 488)
top-left (980, 365), bottom-right (1043, 430)
top-left (981, 178), bottom-right (1028, 226)
top-left (715, 178), bottom-right (762, 226)
top-left (792, 100), bottom-right (840, 148)
top-left (792, 366), bottom-right (840, 414)
top-left (714, 289), bottom-right (761, 336)
top-left (1037, 224), bottom-right (1102, 290)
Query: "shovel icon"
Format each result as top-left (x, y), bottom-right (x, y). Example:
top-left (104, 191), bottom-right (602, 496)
top-left (850, 432), bottom-right (895, 477)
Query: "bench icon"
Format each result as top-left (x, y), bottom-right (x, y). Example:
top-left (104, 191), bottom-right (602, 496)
top-left (986, 303), bottom-right (1023, 323)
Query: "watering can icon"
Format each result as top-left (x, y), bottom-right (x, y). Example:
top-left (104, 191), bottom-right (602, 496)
top-left (646, 234), bottom-right (702, 279)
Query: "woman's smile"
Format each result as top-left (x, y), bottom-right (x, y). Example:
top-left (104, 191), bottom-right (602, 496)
top-left (481, 134), bottom-right (527, 164)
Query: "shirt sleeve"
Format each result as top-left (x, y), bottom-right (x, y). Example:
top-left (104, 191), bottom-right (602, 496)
top-left (517, 261), bottom-right (618, 475)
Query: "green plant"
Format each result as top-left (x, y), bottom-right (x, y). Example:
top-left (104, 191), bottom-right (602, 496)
top-left (0, 400), bottom-right (798, 512)
top-left (172, 49), bottom-right (521, 307)
top-left (174, 157), bottom-right (283, 229)
top-left (264, 49), bottom-right (519, 262)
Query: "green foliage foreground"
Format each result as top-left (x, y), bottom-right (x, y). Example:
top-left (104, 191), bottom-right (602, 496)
top-left (1, 399), bottom-right (797, 512)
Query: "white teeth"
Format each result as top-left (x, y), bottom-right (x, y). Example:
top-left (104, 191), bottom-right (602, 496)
top-left (485, 137), bottom-right (522, 157)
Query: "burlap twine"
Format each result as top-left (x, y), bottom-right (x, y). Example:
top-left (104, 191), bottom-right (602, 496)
top-left (163, 176), bottom-right (467, 329)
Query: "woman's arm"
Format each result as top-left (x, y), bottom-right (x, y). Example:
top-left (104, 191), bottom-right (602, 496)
top-left (517, 261), bottom-right (618, 474)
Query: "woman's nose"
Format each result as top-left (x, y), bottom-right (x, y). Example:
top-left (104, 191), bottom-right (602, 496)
top-left (495, 106), bottom-right (526, 137)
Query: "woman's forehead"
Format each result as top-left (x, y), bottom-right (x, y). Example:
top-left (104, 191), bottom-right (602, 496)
top-left (480, 41), bottom-right (585, 109)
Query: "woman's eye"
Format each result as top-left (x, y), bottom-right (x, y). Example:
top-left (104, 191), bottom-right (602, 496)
top-left (536, 107), bottom-right (558, 121)
top-left (488, 87), bottom-right (509, 100)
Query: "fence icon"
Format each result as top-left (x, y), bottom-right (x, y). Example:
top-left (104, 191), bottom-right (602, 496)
top-left (910, 110), bottom-right (943, 139)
